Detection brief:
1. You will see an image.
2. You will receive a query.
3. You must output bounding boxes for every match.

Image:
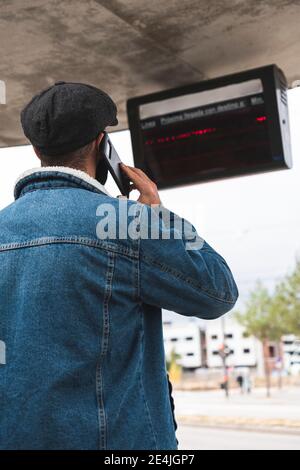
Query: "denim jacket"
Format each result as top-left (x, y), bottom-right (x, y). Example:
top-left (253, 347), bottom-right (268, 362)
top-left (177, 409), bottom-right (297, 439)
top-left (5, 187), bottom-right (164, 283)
top-left (0, 167), bottom-right (238, 450)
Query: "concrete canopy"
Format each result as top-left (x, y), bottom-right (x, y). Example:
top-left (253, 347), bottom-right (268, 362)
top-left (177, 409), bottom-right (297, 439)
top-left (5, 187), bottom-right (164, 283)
top-left (0, 0), bottom-right (300, 148)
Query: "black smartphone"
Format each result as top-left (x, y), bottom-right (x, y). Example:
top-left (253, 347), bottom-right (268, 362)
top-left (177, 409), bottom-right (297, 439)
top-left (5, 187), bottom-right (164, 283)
top-left (98, 132), bottom-right (130, 197)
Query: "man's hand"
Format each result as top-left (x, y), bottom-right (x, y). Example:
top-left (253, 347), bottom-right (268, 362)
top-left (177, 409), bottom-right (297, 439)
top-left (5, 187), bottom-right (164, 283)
top-left (121, 164), bottom-right (161, 206)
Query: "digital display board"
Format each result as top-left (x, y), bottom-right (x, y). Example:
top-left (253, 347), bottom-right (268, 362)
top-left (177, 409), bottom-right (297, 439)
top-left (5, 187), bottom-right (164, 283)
top-left (127, 65), bottom-right (292, 189)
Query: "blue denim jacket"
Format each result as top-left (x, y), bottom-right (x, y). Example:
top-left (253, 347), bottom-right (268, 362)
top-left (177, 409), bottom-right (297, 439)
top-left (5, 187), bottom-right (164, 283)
top-left (0, 168), bottom-right (238, 450)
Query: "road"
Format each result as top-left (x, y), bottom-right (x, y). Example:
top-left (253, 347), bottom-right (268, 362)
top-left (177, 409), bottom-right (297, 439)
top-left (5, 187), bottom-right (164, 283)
top-left (173, 387), bottom-right (300, 422)
top-left (177, 426), bottom-right (300, 450)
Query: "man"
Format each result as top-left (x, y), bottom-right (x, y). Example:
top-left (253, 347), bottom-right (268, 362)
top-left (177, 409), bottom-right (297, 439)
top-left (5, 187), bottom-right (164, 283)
top-left (0, 82), bottom-right (238, 450)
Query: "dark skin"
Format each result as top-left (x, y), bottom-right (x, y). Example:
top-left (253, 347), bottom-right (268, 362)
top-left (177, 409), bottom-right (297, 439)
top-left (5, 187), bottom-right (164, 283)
top-left (34, 132), bottom-right (161, 206)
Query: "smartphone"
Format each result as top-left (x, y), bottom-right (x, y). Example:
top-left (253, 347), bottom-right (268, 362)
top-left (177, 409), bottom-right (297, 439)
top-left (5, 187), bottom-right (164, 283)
top-left (98, 132), bottom-right (130, 197)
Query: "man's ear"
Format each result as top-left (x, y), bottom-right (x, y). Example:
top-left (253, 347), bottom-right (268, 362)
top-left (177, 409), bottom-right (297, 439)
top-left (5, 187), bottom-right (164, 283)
top-left (95, 132), bottom-right (108, 184)
top-left (95, 132), bottom-right (105, 151)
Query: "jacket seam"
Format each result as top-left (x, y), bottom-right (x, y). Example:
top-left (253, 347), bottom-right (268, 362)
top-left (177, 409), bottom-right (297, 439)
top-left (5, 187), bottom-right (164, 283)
top-left (15, 167), bottom-right (109, 193)
top-left (141, 252), bottom-right (235, 304)
top-left (136, 205), bottom-right (157, 447)
top-left (17, 186), bottom-right (106, 197)
top-left (96, 251), bottom-right (115, 450)
top-left (0, 237), bottom-right (138, 260)
top-left (138, 308), bottom-right (158, 450)
top-left (135, 203), bottom-right (143, 301)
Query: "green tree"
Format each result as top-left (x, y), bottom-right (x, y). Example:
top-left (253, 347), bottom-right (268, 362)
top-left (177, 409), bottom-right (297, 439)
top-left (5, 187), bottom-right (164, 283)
top-left (166, 348), bottom-right (181, 372)
top-left (166, 349), bottom-right (182, 384)
top-left (273, 260), bottom-right (300, 337)
top-left (235, 281), bottom-right (288, 397)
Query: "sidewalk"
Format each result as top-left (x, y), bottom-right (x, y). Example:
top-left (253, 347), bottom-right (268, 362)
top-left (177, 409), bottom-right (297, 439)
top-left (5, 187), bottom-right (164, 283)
top-left (177, 426), bottom-right (300, 450)
top-left (174, 386), bottom-right (300, 433)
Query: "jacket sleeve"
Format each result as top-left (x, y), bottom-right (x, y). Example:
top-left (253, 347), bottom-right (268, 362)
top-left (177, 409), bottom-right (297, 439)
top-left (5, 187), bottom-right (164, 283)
top-left (138, 204), bottom-right (239, 319)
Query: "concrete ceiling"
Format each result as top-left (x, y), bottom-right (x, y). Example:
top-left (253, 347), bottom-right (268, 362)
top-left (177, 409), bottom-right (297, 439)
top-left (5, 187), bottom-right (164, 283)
top-left (1, 0), bottom-right (300, 148)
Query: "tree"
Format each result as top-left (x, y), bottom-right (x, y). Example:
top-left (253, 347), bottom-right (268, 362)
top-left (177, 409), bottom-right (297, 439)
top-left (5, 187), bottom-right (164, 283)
top-left (166, 349), bottom-right (182, 384)
top-left (273, 260), bottom-right (300, 337)
top-left (235, 281), bottom-right (288, 397)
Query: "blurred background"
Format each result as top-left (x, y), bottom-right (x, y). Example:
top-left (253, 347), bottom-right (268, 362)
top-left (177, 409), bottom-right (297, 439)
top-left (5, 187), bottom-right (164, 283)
top-left (1, 0), bottom-right (300, 450)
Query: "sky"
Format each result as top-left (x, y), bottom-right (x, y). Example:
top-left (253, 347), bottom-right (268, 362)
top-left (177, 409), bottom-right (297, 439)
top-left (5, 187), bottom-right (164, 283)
top-left (1, 88), bottom-right (300, 317)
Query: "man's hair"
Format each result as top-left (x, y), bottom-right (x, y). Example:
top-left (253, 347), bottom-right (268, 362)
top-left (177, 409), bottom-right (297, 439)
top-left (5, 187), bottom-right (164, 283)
top-left (40, 141), bottom-right (94, 171)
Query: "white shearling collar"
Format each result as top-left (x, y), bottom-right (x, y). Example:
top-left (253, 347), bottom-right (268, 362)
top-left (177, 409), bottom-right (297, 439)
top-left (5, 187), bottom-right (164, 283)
top-left (15, 166), bottom-right (111, 196)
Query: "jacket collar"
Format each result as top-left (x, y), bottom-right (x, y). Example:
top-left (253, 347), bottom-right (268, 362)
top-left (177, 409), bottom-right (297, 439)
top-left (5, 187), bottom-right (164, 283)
top-left (14, 166), bottom-right (111, 200)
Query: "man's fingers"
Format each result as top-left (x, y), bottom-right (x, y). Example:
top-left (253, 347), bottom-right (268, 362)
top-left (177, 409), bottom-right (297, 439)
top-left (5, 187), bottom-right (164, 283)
top-left (121, 164), bottom-right (152, 183)
top-left (121, 164), bottom-right (144, 184)
top-left (121, 165), bottom-right (158, 192)
top-left (128, 183), bottom-right (137, 192)
top-left (120, 164), bottom-right (161, 205)
top-left (128, 166), bottom-right (152, 182)
top-left (120, 164), bottom-right (139, 177)
top-left (120, 165), bottom-right (146, 193)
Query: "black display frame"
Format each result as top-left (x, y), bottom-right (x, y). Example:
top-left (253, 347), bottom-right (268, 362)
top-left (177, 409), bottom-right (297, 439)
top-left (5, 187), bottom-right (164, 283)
top-left (127, 64), bottom-right (292, 189)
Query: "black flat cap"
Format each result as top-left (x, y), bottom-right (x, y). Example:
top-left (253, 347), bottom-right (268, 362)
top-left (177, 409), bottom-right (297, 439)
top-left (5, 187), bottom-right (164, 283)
top-left (21, 81), bottom-right (118, 156)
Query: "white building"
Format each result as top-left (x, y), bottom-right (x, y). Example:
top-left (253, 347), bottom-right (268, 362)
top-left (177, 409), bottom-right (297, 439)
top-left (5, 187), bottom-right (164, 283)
top-left (282, 335), bottom-right (300, 374)
top-left (163, 321), bottom-right (205, 369)
top-left (163, 313), bottom-right (299, 376)
top-left (163, 314), bottom-right (265, 373)
top-left (205, 316), bottom-right (264, 374)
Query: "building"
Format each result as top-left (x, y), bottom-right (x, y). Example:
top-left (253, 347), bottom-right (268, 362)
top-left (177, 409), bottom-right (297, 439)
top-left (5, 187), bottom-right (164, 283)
top-left (163, 321), bottom-right (206, 370)
top-left (282, 335), bottom-right (300, 375)
top-left (163, 315), bottom-right (264, 374)
top-left (205, 317), bottom-right (264, 375)
top-left (163, 313), bottom-right (300, 377)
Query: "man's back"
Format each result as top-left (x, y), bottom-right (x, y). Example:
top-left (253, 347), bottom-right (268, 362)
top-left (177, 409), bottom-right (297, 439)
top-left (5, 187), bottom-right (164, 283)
top-left (0, 168), bottom-right (238, 449)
